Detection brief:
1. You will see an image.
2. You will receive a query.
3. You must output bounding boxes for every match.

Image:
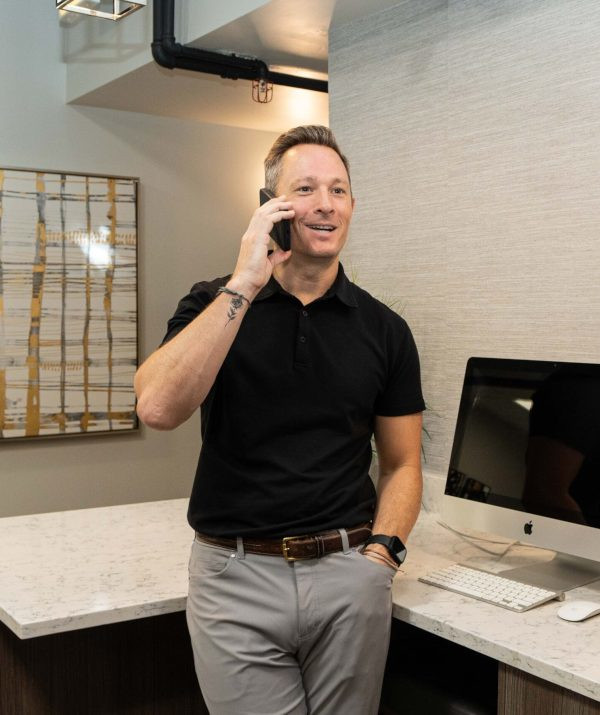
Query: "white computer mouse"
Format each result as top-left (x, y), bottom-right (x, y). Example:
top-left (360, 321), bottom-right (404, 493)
top-left (557, 600), bottom-right (600, 622)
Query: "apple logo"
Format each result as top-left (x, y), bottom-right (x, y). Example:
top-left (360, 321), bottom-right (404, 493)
top-left (523, 521), bottom-right (533, 535)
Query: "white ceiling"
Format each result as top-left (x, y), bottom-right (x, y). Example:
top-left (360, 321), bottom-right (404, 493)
top-left (187, 0), bottom-right (332, 80)
top-left (70, 0), bottom-right (401, 133)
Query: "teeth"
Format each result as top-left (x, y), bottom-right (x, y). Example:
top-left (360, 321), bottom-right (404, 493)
top-left (307, 225), bottom-right (334, 231)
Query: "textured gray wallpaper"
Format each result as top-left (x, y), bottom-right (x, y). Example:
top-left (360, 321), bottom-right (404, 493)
top-left (330, 0), bottom-right (600, 475)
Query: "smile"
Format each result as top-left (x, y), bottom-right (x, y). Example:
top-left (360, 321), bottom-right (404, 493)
top-left (305, 224), bottom-right (336, 232)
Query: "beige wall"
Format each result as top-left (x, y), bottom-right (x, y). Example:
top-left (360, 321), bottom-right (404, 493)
top-left (0, 1), bottom-right (278, 516)
top-left (331, 0), bottom-right (600, 478)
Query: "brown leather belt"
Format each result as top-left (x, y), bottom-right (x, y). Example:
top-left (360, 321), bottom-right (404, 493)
top-left (195, 522), bottom-right (372, 562)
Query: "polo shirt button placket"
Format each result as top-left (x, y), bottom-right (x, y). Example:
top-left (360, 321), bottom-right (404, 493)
top-left (295, 309), bottom-right (310, 365)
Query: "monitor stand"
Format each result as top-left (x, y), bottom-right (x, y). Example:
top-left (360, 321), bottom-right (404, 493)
top-left (501, 552), bottom-right (600, 593)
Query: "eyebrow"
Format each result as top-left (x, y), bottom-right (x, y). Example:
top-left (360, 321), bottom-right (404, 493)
top-left (291, 176), bottom-right (350, 187)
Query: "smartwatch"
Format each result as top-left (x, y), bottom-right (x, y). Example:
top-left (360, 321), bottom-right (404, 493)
top-left (364, 534), bottom-right (407, 565)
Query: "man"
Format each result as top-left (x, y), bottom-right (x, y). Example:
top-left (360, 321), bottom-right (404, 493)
top-left (134, 125), bottom-right (425, 714)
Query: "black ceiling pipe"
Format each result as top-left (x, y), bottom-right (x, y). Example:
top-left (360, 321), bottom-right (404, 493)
top-left (151, 0), bottom-right (328, 94)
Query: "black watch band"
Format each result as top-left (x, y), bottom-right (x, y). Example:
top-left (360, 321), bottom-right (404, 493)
top-left (364, 534), bottom-right (407, 565)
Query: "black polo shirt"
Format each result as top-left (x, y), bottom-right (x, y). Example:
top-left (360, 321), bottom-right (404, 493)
top-left (161, 264), bottom-right (425, 538)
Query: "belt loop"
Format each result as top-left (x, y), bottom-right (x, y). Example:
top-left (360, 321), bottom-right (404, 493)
top-left (316, 535), bottom-right (324, 558)
top-left (236, 537), bottom-right (245, 560)
top-left (338, 528), bottom-right (351, 554)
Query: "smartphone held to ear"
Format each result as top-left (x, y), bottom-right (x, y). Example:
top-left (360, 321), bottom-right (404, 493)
top-left (259, 188), bottom-right (291, 252)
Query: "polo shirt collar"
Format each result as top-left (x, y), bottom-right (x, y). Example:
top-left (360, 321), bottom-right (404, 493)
top-left (253, 262), bottom-right (358, 308)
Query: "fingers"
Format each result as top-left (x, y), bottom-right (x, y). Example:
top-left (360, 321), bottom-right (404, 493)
top-left (259, 194), bottom-right (294, 224)
top-left (265, 207), bottom-right (295, 229)
top-left (261, 193), bottom-right (290, 209)
top-left (273, 208), bottom-right (295, 221)
top-left (231, 197), bottom-right (293, 292)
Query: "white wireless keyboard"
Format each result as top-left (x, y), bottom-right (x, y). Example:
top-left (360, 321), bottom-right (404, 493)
top-left (419, 563), bottom-right (564, 612)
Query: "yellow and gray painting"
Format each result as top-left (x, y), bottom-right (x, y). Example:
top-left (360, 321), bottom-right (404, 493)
top-left (0, 169), bottom-right (138, 439)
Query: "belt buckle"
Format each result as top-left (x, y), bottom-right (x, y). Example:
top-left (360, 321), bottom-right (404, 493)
top-left (282, 534), bottom-right (313, 562)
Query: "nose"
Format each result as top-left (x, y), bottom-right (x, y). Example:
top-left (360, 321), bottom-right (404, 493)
top-left (314, 187), bottom-right (334, 215)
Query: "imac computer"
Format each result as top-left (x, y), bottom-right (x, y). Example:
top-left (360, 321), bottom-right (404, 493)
top-left (441, 357), bottom-right (600, 592)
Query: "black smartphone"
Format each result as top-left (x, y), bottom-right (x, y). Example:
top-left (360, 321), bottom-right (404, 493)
top-left (259, 188), bottom-right (291, 251)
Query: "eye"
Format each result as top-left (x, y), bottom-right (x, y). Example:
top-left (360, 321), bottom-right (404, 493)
top-left (332, 187), bottom-right (347, 195)
top-left (297, 185), bottom-right (312, 193)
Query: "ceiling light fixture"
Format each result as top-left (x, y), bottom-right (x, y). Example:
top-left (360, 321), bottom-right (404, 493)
top-left (56, 0), bottom-right (146, 21)
top-left (252, 78), bottom-right (273, 104)
top-left (249, 63), bottom-right (273, 104)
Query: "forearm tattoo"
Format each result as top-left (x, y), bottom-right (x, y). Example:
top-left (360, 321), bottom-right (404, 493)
top-left (216, 286), bottom-right (251, 326)
top-left (225, 295), bottom-right (245, 325)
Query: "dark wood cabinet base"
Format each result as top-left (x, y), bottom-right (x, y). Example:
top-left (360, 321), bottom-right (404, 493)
top-left (2, 614), bottom-right (598, 714)
top-left (0, 612), bottom-right (208, 714)
top-left (381, 620), bottom-right (600, 715)
top-left (499, 664), bottom-right (600, 715)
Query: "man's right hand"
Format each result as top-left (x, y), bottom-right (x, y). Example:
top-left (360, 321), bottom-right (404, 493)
top-left (134, 195), bottom-right (294, 431)
top-left (228, 194), bottom-right (294, 299)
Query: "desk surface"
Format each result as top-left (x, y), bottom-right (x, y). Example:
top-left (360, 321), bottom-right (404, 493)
top-left (0, 499), bottom-right (598, 702)
top-left (0, 499), bottom-right (193, 638)
top-left (398, 510), bottom-right (600, 703)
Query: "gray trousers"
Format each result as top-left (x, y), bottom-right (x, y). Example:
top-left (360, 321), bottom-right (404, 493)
top-left (186, 532), bottom-right (395, 715)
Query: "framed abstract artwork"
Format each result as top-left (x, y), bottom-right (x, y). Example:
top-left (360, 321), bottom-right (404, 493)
top-left (0, 168), bottom-right (139, 440)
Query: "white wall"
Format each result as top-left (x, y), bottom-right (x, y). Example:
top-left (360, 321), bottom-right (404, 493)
top-left (0, 0), bottom-right (279, 516)
top-left (330, 0), bottom-right (600, 490)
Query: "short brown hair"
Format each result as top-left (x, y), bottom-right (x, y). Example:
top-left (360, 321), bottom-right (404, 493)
top-left (264, 125), bottom-right (351, 194)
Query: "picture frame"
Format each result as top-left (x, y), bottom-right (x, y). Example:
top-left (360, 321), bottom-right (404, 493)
top-left (0, 167), bottom-right (139, 441)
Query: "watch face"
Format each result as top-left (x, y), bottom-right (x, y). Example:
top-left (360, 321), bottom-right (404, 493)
top-left (390, 536), bottom-right (407, 563)
top-left (389, 536), bottom-right (402, 550)
top-left (368, 534), bottom-right (407, 564)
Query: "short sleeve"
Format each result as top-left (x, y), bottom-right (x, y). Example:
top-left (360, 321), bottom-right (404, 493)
top-left (374, 316), bottom-right (426, 417)
top-left (160, 275), bottom-right (229, 347)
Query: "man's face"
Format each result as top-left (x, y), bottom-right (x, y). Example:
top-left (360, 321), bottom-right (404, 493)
top-left (276, 144), bottom-right (355, 260)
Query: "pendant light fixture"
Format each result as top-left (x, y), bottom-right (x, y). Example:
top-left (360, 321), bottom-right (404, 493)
top-left (56, 0), bottom-right (146, 21)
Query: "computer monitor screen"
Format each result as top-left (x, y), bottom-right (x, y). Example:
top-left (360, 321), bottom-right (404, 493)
top-left (442, 357), bottom-right (600, 591)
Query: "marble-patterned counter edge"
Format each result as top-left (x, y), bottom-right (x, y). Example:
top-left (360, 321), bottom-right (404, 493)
top-left (396, 505), bottom-right (600, 703)
top-left (392, 604), bottom-right (599, 703)
top-left (2, 494), bottom-right (598, 704)
top-left (0, 498), bottom-right (193, 640)
top-left (1, 597), bottom-right (188, 640)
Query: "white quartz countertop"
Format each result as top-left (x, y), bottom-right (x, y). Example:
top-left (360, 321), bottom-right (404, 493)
top-left (0, 498), bottom-right (194, 639)
top-left (0, 499), bottom-right (599, 702)
top-left (397, 511), bottom-right (600, 702)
